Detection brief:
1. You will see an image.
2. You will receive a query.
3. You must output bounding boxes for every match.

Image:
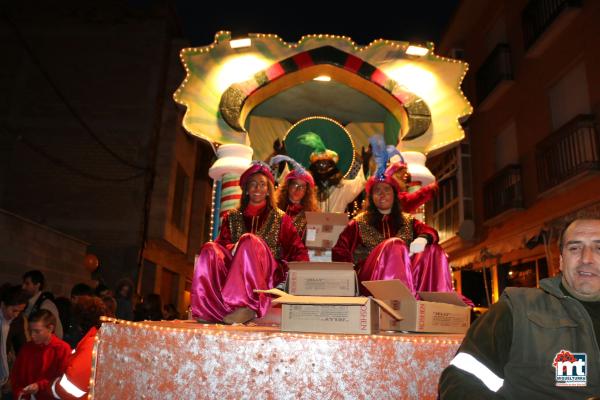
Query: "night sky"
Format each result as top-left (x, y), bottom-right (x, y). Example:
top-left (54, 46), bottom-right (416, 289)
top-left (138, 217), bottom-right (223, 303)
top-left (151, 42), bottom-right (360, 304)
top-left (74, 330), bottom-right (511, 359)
top-left (174, 1), bottom-right (461, 47)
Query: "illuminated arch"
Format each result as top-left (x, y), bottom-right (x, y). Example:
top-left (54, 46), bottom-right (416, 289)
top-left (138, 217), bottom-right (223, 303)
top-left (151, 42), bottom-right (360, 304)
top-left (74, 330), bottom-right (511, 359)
top-left (219, 46), bottom-right (431, 141)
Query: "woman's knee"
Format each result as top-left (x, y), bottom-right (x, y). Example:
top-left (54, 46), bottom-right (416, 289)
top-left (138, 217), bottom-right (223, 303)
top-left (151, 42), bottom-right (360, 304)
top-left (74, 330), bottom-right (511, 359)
top-left (379, 237), bottom-right (408, 251)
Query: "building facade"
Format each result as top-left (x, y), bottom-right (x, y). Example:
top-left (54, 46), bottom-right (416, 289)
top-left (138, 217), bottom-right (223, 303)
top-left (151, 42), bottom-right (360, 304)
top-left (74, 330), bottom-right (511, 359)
top-left (431, 0), bottom-right (600, 305)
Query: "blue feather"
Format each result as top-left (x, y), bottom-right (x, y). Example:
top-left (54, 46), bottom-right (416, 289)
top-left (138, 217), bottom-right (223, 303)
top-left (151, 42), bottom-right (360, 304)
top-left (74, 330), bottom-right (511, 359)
top-left (386, 145), bottom-right (404, 163)
top-left (369, 135), bottom-right (389, 178)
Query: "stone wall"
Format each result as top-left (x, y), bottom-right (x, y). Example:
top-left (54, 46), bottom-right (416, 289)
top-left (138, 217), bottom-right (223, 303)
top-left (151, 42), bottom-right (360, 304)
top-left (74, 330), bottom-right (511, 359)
top-left (0, 208), bottom-right (93, 296)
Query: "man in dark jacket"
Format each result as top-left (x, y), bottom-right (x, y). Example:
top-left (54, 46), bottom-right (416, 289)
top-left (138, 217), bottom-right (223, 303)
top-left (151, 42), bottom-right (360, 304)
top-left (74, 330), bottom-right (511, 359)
top-left (439, 218), bottom-right (600, 399)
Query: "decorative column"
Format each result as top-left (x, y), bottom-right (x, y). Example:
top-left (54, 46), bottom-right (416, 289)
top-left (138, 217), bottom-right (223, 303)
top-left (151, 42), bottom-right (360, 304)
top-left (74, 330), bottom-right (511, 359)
top-left (402, 151), bottom-right (435, 222)
top-left (208, 144), bottom-right (253, 240)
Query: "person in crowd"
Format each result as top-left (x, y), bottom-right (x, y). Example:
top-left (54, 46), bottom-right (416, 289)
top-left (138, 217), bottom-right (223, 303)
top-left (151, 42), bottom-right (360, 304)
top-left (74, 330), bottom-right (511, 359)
top-left (134, 294), bottom-right (162, 321)
top-left (100, 296), bottom-right (116, 318)
top-left (298, 132), bottom-right (367, 213)
top-left (439, 217), bottom-right (600, 399)
top-left (63, 283), bottom-right (97, 349)
top-left (163, 304), bottom-right (179, 320)
top-left (69, 284), bottom-right (93, 303)
top-left (191, 161), bottom-right (308, 324)
top-left (114, 279), bottom-right (134, 321)
top-left (46, 296), bottom-right (107, 400)
top-left (94, 283), bottom-right (111, 298)
top-left (22, 270), bottom-right (63, 338)
top-left (332, 138), bottom-right (457, 298)
top-left (11, 310), bottom-right (70, 400)
top-left (52, 297), bottom-right (72, 345)
top-left (271, 154), bottom-right (319, 239)
top-left (0, 285), bottom-right (29, 399)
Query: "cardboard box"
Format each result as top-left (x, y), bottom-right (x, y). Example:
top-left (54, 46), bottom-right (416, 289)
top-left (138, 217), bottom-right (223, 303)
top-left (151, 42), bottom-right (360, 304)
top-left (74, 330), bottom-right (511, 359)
top-left (256, 289), bottom-right (402, 335)
top-left (287, 262), bottom-right (357, 296)
top-left (304, 212), bottom-right (348, 249)
top-left (307, 249), bottom-right (332, 262)
top-left (362, 280), bottom-right (470, 334)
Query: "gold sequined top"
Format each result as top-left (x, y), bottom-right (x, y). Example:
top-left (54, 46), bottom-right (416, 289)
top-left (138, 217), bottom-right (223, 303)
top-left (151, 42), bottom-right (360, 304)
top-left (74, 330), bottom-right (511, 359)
top-left (292, 213), bottom-right (306, 238)
top-left (353, 211), bottom-right (414, 263)
top-left (228, 207), bottom-right (284, 259)
top-left (284, 203), bottom-right (306, 238)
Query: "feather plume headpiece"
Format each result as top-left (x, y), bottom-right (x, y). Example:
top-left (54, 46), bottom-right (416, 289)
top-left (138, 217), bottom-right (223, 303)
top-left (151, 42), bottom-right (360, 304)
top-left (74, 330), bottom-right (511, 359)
top-left (365, 134), bottom-right (400, 195)
top-left (270, 155), bottom-right (315, 188)
top-left (297, 132), bottom-right (339, 164)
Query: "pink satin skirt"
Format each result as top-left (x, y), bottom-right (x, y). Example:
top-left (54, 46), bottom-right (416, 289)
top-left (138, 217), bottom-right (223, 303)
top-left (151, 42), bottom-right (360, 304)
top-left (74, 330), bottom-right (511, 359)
top-left (191, 233), bottom-right (285, 322)
top-left (358, 238), bottom-right (453, 298)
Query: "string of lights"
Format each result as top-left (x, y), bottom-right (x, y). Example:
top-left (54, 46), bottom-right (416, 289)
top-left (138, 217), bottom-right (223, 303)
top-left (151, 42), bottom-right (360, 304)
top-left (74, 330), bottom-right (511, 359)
top-left (98, 316), bottom-right (463, 345)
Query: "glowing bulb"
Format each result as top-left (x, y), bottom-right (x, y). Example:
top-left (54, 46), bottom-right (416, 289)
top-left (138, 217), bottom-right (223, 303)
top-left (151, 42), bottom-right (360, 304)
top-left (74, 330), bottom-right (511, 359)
top-left (313, 75), bottom-right (331, 82)
top-left (229, 38), bottom-right (251, 49)
top-left (406, 45), bottom-right (429, 56)
top-left (214, 54), bottom-right (270, 93)
top-left (384, 64), bottom-right (437, 97)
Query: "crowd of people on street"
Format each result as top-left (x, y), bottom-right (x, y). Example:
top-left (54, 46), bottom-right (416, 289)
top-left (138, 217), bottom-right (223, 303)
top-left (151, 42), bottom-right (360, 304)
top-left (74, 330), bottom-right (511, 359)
top-left (0, 271), bottom-right (179, 399)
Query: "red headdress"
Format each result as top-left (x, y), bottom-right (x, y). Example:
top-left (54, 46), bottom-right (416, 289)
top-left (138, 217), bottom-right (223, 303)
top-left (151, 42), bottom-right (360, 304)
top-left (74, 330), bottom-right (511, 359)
top-left (239, 161), bottom-right (274, 189)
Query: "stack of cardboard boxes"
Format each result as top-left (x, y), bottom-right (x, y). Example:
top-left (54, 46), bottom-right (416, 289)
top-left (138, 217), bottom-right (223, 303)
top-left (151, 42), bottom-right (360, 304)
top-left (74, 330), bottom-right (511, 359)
top-left (261, 262), bottom-right (470, 335)
top-left (258, 212), bottom-right (471, 335)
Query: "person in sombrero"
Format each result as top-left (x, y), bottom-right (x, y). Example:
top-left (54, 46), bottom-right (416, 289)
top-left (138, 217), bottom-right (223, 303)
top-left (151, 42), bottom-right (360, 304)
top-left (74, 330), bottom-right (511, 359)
top-left (190, 161), bottom-right (308, 324)
top-left (271, 155), bottom-right (319, 239)
top-left (332, 135), bottom-right (456, 298)
top-left (298, 132), bottom-right (366, 213)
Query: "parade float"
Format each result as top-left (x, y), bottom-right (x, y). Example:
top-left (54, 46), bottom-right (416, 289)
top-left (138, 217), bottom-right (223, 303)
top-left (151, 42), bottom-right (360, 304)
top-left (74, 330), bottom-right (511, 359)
top-left (173, 31), bottom-right (471, 235)
top-left (91, 32), bottom-right (472, 399)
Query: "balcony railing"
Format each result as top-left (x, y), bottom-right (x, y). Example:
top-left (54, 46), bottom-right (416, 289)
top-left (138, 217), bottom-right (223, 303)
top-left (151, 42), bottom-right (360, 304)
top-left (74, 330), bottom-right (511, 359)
top-left (522, 0), bottom-right (582, 51)
top-left (484, 165), bottom-right (523, 220)
top-left (476, 44), bottom-right (513, 107)
top-left (536, 114), bottom-right (600, 193)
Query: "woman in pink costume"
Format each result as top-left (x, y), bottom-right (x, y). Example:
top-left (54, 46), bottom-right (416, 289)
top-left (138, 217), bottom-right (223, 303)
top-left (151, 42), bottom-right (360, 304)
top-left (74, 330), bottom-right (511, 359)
top-left (271, 155), bottom-right (319, 239)
top-left (332, 137), bottom-right (455, 299)
top-left (191, 161), bottom-right (308, 324)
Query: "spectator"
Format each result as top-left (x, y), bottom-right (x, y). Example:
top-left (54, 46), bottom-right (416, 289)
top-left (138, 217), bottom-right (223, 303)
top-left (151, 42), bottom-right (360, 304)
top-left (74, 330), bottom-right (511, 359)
top-left (94, 283), bottom-right (111, 298)
top-left (0, 285), bottom-right (29, 399)
top-left (11, 310), bottom-right (71, 400)
top-left (70, 284), bottom-right (93, 303)
top-left (439, 218), bottom-right (600, 398)
top-left (53, 297), bottom-right (72, 341)
top-left (63, 283), bottom-right (96, 348)
top-left (47, 296), bottom-right (107, 400)
top-left (22, 271), bottom-right (63, 338)
top-left (134, 294), bottom-right (163, 321)
top-left (163, 304), bottom-right (179, 320)
top-left (114, 279), bottom-right (134, 321)
top-left (101, 296), bottom-right (117, 318)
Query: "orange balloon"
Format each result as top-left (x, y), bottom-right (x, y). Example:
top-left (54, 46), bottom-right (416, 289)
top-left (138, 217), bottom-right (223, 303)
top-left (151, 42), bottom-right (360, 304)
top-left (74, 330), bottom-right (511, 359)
top-left (84, 254), bottom-right (99, 271)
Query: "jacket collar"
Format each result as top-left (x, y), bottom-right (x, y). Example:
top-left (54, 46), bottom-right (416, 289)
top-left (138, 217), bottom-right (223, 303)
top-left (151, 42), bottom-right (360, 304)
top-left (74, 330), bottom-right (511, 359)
top-left (540, 275), bottom-right (565, 298)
